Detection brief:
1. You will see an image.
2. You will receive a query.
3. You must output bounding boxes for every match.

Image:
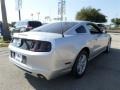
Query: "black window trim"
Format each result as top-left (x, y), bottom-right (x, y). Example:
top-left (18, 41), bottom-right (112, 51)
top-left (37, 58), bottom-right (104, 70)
top-left (87, 23), bottom-right (103, 34)
top-left (75, 25), bottom-right (87, 33)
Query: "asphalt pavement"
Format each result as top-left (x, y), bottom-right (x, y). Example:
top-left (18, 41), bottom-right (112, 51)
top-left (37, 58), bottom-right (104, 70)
top-left (0, 33), bottom-right (120, 90)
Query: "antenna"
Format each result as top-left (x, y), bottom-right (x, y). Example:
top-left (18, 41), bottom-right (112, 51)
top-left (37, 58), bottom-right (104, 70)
top-left (60, 22), bottom-right (64, 37)
top-left (58, 0), bottom-right (66, 37)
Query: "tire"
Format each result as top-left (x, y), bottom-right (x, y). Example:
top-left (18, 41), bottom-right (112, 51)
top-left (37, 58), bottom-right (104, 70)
top-left (105, 40), bottom-right (111, 53)
top-left (72, 50), bottom-right (88, 78)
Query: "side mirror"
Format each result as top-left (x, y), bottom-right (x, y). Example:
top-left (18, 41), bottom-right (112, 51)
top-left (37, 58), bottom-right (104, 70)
top-left (102, 29), bottom-right (107, 33)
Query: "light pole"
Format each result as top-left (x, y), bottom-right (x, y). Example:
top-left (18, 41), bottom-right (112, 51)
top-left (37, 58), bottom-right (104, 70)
top-left (37, 12), bottom-right (40, 20)
top-left (58, 0), bottom-right (66, 21)
top-left (15, 0), bottom-right (22, 21)
top-left (0, 0), bottom-right (10, 40)
top-left (31, 13), bottom-right (33, 20)
top-left (18, 9), bottom-right (21, 21)
top-left (61, 0), bottom-right (63, 21)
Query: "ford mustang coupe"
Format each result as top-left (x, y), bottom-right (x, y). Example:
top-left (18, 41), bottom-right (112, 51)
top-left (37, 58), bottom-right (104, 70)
top-left (9, 21), bottom-right (111, 80)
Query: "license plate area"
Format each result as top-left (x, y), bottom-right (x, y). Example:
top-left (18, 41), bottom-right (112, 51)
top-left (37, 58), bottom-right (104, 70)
top-left (15, 53), bottom-right (23, 62)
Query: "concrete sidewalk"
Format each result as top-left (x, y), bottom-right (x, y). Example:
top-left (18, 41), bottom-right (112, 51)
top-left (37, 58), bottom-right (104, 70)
top-left (0, 47), bottom-right (9, 56)
top-left (0, 47), bottom-right (8, 51)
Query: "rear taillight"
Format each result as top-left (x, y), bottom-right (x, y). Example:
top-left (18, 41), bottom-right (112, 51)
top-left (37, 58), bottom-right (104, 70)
top-left (26, 26), bottom-right (33, 31)
top-left (31, 41), bottom-right (51, 52)
top-left (27, 26), bottom-right (33, 30)
top-left (11, 38), bottom-right (52, 52)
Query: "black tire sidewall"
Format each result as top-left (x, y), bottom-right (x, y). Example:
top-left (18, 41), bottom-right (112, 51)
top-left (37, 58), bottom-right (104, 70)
top-left (72, 50), bottom-right (88, 78)
top-left (105, 40), bottom-right (111, 53)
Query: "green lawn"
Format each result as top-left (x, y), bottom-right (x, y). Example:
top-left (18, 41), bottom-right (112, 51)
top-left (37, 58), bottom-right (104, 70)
top-left (0, 38), bottom-right (9, 47)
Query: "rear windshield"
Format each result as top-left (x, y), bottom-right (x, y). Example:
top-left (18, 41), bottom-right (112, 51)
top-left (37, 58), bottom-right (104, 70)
top-left (31, 22), bottom-right (77, 34)
top-left (15, 22), bottom-right (27, 27)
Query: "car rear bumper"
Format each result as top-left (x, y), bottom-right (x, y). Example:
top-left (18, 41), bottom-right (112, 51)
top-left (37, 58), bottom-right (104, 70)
top-left (9, 45), bottom-right (71, 80)
top-left (9, 57), bottom-right (62, 80)
top-left (9, 57), bottom-right (71, 80)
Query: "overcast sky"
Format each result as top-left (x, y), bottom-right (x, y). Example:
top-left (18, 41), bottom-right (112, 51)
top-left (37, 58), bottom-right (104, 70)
top-left (0, 0), bottom-right (120, 23)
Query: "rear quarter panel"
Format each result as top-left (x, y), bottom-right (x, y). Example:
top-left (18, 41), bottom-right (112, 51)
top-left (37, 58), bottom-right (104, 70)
top-left (53, 34), bottom-right (93, 70)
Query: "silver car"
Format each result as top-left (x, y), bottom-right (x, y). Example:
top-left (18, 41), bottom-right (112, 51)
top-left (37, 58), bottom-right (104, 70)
top-left (9, 21), bottom-right (111, 80)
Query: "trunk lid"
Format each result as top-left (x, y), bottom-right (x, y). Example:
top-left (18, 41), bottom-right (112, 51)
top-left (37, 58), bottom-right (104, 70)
top-left (13, 32), bottom-right (62, 41)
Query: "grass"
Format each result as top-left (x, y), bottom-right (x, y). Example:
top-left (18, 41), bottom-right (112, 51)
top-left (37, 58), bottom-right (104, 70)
top-left (0, 43), bottom-right (9, 47)
top-left (0, 37), bottom-right (10, 43)
top-left (0, 38), bottom-right (9, 47)
top-left (109, 27), bottom-right (120, 30)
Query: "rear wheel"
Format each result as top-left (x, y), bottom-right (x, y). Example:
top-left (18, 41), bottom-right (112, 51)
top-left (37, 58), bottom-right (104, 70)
top-left (72, 50), bottom-right (88, 78)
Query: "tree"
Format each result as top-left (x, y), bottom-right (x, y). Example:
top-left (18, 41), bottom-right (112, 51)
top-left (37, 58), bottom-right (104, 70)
top-left (111, 18), bottom-right (120, 26)
top-left (0, 0), bottom-right (11, 41)
top-left (76, 7), bottom-right (107, 23)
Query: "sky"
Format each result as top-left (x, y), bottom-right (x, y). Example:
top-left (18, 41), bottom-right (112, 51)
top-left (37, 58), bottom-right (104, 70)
top-left (0, 0), bottom-right (120, 24)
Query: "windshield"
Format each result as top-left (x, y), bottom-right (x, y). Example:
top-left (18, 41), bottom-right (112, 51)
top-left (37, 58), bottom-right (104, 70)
top-left (31, 22), bottom-right (78, 34)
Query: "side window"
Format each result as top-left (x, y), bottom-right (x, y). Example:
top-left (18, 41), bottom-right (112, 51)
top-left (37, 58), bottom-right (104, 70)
top-left (33, 22), bottom-right (38, 27)
top-left (36, 22), bottom-right (42, 27)
top-left (28, 22), bottom-right (34, 27)
top-left (29, 22), bottom-right (42, 28)
top-left (76, 26), bottom-right (86, 33)
top-left (87, 24), bottom-right (101, 34)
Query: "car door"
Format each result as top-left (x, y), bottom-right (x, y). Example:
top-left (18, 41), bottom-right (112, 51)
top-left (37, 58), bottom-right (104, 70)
top-left (86, 23), bottom-right (106, 55)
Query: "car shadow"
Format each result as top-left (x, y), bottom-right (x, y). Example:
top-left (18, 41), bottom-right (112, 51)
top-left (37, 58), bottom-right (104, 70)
top-left (25, 48), bottom-right (120, 90)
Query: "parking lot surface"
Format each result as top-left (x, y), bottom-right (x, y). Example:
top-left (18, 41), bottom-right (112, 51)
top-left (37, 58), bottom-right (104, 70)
top-left (0, 33), bottom-right (120, 90)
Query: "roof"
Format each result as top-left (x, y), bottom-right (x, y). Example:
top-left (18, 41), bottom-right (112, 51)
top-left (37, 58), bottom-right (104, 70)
top-left (48, 20), bottom-right (91, 24)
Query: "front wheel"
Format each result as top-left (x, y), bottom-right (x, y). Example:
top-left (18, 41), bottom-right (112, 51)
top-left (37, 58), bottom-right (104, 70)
top-left (72, 50), bottom-right (88, 78)
top-left (105, 40), bottom-right (111, 53)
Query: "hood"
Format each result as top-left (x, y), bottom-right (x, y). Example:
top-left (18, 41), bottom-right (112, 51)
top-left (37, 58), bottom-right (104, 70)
top-left (13, 32), bottom-right (63, 41)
